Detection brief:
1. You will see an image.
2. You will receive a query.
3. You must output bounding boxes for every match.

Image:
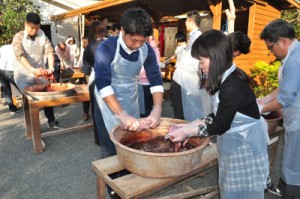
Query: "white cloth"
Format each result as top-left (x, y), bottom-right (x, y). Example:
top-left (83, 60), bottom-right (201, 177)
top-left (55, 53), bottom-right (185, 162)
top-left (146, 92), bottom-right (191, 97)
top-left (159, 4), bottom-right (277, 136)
top-left (0, 45), bottom-right (16, 71)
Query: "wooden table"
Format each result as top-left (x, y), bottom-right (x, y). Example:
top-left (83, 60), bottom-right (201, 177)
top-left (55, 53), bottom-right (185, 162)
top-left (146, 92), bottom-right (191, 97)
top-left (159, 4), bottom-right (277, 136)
top-left (23, 84), bottom-right (92, 153)
top-left (92, 143), bottom-right (218, 199)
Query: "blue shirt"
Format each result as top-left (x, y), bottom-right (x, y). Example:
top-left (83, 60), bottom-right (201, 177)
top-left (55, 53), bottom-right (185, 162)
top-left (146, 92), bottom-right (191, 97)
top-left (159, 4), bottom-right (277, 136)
top-left (278, 40), bottom-right (300, 107)
top-left (94, 36), bottom-right (163, 92)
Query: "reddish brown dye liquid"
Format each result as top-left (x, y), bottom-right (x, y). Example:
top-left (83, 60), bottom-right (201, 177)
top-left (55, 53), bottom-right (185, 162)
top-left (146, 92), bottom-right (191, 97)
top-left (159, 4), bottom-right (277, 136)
top-left (123, 136), bottom-right (196, 153)
top-left (27, 84), bottom-right (69, 92)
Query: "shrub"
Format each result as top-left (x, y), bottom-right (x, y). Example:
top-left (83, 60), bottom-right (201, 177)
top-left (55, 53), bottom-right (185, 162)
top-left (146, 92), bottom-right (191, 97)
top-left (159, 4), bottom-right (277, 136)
top-left (249, 60), bottom-right (281, 98)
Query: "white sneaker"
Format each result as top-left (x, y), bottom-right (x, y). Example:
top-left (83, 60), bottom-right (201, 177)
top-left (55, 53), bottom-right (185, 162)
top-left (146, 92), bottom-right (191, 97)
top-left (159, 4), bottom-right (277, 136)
top-left (41, 140), bottom-right (46, 149)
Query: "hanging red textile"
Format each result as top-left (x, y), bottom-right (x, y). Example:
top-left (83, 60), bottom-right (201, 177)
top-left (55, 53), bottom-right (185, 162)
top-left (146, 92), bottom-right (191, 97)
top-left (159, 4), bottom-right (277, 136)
top-left (159, 24), bottom-right (165, 57)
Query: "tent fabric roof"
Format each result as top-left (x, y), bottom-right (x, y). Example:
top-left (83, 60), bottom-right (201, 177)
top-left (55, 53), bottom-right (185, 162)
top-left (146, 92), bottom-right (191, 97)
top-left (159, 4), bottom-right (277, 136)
top-left (50, 0), bottom-right (300, 21)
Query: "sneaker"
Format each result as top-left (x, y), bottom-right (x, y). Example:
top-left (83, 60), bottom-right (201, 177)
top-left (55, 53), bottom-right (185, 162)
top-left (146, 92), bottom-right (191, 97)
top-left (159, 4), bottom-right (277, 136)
top-left (82, 113), bottom-right (89, 122)
top-left (47, 120), bottom-right (64, 129)
top-left (266, 182), bottom-right (281, 197)
top-left (10, 107), bottom-right (22, 114)
top-left (41, 140), bottom-right (46, 149)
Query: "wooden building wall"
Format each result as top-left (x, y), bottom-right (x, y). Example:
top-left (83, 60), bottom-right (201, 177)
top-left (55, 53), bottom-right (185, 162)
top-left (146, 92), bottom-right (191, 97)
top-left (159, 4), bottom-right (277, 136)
top-left (234, 3), bottom-right (281, 73)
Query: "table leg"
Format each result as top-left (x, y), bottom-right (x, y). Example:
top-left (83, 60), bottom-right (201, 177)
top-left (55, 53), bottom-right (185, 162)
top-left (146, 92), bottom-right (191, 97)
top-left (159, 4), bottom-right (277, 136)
top-left (97, 176), bottom-right (106, 199)
top-left (30, 108), bottom-right (43, 153)
top-left (23, 95), bottom-right (32, 139)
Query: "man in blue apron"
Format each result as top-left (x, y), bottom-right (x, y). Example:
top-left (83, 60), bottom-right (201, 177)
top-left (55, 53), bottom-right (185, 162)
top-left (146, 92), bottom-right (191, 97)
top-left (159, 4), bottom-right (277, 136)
top-left (259, 19), bottom-right (300, 198)
top-left (12, 12), bottom-right (60, 131)
top-left (93, 8), bottom-right (164, 159)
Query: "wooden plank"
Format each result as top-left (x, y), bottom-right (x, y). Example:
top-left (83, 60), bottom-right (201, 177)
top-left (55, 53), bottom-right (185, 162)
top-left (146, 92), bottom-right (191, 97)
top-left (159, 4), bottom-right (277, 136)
top-left (92, 144), bottom-right (218, 199)
top-left (41, 124), bottom-right (93, 138)
top-left (51, 0), bottom-right (134, 21)
top-left (28, 93), bottom-right (90, 109)
top-left (155, 186), bottom-right (218, 199)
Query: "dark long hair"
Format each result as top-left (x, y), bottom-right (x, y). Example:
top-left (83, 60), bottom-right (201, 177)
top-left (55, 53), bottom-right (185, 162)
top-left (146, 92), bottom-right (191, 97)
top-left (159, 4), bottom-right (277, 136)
top-left (88, 20), bottom-right (107, 44)
top-left (191, 30), bottom-right (233, 95)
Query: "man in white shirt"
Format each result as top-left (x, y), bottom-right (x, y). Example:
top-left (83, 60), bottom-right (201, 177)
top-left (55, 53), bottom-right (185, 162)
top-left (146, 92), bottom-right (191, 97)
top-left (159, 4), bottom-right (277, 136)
top-left (0, 44), bottom-right (21, 114)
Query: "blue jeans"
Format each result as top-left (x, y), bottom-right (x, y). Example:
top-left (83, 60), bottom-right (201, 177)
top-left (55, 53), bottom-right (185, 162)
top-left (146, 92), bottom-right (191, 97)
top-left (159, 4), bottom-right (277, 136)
top-left (94, 100), bottom-right (116, 159)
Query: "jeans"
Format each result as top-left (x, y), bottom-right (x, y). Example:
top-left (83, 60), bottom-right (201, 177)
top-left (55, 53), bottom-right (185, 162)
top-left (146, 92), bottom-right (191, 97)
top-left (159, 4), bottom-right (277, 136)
top-left (0, 70), bottom-right (20, 111)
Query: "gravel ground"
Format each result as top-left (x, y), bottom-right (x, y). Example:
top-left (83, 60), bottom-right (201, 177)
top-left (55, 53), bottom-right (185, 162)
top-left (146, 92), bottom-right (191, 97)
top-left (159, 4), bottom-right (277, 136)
top-left (0, 92), bottom-right (283, 199)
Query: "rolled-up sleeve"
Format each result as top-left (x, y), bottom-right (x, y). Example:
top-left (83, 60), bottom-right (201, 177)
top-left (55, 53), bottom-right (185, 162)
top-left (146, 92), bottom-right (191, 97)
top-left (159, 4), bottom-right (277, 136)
top-left (12, 32), bottom-right (25, 61)
top-left (144, 43), bottom-right (164, 93)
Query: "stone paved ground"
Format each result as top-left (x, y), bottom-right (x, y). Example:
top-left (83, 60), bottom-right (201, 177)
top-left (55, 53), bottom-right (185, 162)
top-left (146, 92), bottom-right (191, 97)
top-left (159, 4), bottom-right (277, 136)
top-left (0, 91), bottom-right (283, 199)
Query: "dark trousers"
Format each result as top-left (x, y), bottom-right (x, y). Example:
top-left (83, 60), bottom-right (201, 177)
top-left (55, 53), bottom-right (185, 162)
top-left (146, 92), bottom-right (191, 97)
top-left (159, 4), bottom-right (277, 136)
top-left (94, 98), bottom-right (116, 158)
top-left (44, 107), bottom-right (55, 123)
top-left (278, 177), bottom-right (300, 199)
top-left (140, 84), bottom-right (153, 117)
top-left (170, 80), bottom-right (184, 119)
top-left (0, 70), bottom-right (20, 111)
top-left (87, 82), bottom-right (100, 145)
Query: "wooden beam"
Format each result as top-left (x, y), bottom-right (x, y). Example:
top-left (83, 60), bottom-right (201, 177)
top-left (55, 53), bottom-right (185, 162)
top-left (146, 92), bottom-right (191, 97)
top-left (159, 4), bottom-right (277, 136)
top-left (51, 0), bottom-right (134, 21)
top-left (286, 0), bottom-right (300, 9)
top-left (205, 0), bottom-right (222, 30)
top-left (245, 0), bottom-right (267, 6)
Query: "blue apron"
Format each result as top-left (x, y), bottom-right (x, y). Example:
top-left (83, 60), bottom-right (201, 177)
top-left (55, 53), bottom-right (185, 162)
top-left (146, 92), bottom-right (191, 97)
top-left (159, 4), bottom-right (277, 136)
top-left (279, 41), bottom-right (300, 185)
top-left (94, 39), bottom-right (148, 133)
top-left (214, 65), bottom-right (270, 199)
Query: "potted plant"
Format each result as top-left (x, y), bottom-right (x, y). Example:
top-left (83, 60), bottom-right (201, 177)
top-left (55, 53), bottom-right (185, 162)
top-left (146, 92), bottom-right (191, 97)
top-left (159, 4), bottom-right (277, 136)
top-left (249, 61), bottom-right (283, 135)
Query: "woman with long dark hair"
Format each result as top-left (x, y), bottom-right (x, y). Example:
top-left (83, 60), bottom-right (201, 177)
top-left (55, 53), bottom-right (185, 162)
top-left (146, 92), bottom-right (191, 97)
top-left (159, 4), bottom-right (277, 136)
top-left (166, 29), bottom-right (270, 199)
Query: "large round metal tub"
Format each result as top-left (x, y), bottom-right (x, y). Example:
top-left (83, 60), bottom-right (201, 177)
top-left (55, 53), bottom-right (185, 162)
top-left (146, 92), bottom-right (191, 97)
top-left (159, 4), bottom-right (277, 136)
top-left (24, 83), bottom-right (76, 100)
top-left (110, 118), bottom-right (210, 178)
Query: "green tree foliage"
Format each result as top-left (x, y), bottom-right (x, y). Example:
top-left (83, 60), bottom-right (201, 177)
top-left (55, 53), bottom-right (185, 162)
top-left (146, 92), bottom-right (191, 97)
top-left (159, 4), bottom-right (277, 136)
top-left (250, 61), bottom-right (281, 98)
top-left (282, 9), bottom-right (300, 39)
top-left (0, 0), bottom-right (40, 45)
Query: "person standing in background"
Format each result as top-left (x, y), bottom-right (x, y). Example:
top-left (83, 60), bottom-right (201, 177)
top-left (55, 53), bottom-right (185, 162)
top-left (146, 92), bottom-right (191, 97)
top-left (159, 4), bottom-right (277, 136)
top-left (55, 42), bottom-right (74, 69)
top-left (66, 36), bottom-right (80, 66)
top-left (110, 23), bottom-right (121, 36)
top-left (12, 12), bottom-right (61, 131)
top-left (138, 35), bottom-right (161, 117)
top-left (0, 44), bottom-right (22, 114)
top-left (171, 10), bottom-right (212, 121)
top-left (259, 19), bottom-right (300, 198)
top-left (82, 20), bottom-right (107, 144)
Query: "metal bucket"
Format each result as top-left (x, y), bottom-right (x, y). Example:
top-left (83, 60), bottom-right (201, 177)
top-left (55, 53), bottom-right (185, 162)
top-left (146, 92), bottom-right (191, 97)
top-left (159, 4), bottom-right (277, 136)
top-left (110, 118), bottom-right (210, 178)
top-left (24, 83), bottom-right (76, 100)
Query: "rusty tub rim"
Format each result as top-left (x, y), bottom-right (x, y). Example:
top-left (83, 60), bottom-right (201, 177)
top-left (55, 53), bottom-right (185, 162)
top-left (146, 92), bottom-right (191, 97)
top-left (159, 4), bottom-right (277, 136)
top-left (110, 118), bottom-right (210, 157)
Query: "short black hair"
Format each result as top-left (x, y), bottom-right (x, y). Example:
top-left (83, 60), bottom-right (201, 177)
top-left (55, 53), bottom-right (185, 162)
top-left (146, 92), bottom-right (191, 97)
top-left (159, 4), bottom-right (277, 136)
top-left (228, 31), bottom-right (251, 54)
top-left (111, 23), bottom-right (121, 32)
top-left (187, 10), bottom-right (201, 27)
top-left (175, 31), bottom-right (187, 43)
top-left (260, 19), bottom-right (295, 42)
top-left (120, 8), bottom-right (153, 37)
top-left (26, 12), bottom-right (41, 25)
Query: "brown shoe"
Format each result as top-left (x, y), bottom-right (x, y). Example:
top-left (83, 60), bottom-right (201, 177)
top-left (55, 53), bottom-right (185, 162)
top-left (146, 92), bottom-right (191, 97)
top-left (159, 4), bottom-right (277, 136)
top-left (82, 113), bottom-right (89, 122)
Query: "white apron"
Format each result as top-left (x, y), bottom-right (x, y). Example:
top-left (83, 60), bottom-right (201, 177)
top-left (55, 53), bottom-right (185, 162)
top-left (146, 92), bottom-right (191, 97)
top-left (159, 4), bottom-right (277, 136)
top-left (279, 41), bottom-right (300, 185)
top-left (214, 65), bottom-right (270, 199)
top-left (14, 30), bottom-right (48, 91)
top-left (94, 40), bottom-right (148, 133)
top-left (173, 49), bottom-right (212, 121)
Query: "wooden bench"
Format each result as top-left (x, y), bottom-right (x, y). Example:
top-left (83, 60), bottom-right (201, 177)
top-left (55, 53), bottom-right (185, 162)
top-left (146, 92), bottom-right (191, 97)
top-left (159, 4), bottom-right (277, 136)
top-left (92, 143), bottom-right (218, 199)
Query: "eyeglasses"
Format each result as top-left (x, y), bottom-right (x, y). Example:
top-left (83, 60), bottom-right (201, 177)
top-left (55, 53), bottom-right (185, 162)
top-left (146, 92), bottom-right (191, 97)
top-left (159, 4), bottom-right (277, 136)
top-left (267, 41), bottom-right (277, 51)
